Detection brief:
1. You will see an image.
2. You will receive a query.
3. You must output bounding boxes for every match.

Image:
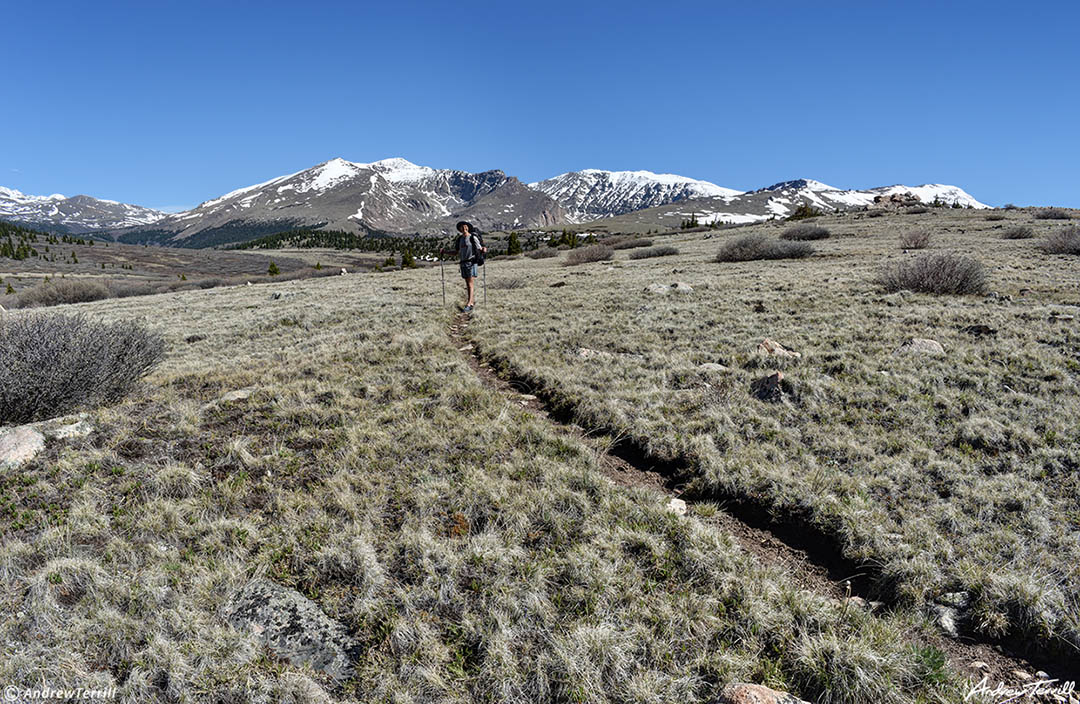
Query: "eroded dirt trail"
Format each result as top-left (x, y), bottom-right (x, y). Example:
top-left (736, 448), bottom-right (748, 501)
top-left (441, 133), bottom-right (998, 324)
top-left (447, 312), bottom-right (1076, 698)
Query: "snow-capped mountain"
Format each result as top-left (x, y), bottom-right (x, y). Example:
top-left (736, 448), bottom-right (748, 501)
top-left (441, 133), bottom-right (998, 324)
top-left (117, 158), bottom-right (566, 247)
top-left (0, 186), bottom-right (166, 234)
top-left (585, 179), bottom-right (990, 229)
top-left (529, 169), bottom-right (743, 223)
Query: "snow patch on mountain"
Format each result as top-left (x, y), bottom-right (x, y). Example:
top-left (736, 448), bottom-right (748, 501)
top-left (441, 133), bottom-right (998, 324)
top-left (1, 185), bottom-right (167, 232)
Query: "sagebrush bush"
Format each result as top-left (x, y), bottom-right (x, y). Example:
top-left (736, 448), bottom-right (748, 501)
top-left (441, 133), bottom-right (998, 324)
top-left (612, 238), bottom-right (653, 250)
top-left (14, 279), bottom-right (110, 308)
top-left (780, 224), bottom-right (830, 241)
top-left (716, 235), bottom-right (814, 262)
top-left (627, 245), bottom-right (679, 260)
top-left (985, 213), bottom-right (1006, 221)
top-left (906, 206), bottom-right (930, 214)
top-left (1001, 226), bottom-right (1034, 240)
top-left (563, 245), bottom-right (614, 266)
top-left (0, 313), bottom-right (165, 423)
top-left (1034, 208), bottom-right (1071, 220)
top-left (899, 230), bottom-right (932, 249)
top-left (1040, 226), bottom-right (1080, 254)
top-left (877, 252), bottom-right (988, 295)
top-left (527, 248), bottom-right (559, 259)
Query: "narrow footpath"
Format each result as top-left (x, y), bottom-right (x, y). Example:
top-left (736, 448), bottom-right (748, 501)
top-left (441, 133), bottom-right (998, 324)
top-left (448, 312), bottom-right (1078, 701)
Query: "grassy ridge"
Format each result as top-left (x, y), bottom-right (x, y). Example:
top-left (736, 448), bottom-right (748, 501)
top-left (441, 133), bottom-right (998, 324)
top-left (0, 273), bottom-right (964, 702)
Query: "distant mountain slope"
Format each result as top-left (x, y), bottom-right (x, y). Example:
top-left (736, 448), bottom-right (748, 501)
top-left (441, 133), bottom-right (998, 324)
top-left (115, 158), bottom-right (566, 247)
top-left (581, 179), bottom-right (989, 231)
top-left (529, 169), bottom-right (742, 222)
top-left (0, 186), bottom-right (166, 235)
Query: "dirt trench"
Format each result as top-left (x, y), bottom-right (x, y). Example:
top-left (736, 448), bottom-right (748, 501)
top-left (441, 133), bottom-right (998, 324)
top-left (448, 312), bottom-right (1078, 699)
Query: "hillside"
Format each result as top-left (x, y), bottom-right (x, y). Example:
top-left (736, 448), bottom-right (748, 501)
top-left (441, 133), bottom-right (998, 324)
top-left (0, 186), bottom-right (166, 235)
top-left (2, 207), bottom-right (1077, 701)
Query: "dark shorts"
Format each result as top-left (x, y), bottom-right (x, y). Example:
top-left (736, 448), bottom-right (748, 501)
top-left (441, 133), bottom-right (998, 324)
top-left (460, 262), bottom-right (478, 279)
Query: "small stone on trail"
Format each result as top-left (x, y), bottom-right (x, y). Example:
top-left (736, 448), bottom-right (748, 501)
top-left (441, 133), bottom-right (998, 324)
top-left (671, 281), bottom-right (693, 293)
top-left (645, 283), bottom-right (669, 295)
top-left (458, 345), bottom-right (473, 351)
top-left (969, 661), bottom-right (990, 671)
top-left (185, 334), bottom-right (207, 343)
top-left (340, 268), bottom-right (347, 275)
top-left (550, 281), bottom-right (567, 288)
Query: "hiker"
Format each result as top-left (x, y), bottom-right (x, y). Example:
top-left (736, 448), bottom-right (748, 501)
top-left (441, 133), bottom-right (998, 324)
top-left (453, 221), bottom-right (486, 312)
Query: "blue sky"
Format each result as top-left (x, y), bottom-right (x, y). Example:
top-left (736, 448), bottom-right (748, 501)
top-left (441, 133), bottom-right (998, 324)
top-left (4, 0), bottom-right (1078, 210)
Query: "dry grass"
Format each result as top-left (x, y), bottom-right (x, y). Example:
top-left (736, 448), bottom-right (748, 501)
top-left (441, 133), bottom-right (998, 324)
top-left (0, 265), bottom-right (972, 702)
top-left (471, 208), bottom-right (1080, 660)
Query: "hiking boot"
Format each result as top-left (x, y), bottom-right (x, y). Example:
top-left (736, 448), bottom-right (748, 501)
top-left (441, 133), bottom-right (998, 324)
top-left (463, 305), bottom-right (474, 313)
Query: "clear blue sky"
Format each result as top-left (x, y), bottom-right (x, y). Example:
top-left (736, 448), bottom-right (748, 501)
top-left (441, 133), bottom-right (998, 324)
top-left (4, 0), bottom-right (1078, 210)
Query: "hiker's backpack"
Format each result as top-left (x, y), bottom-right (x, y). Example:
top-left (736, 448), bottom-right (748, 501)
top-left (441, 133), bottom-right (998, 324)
top-left (471, 232), bottom-right (486, 266)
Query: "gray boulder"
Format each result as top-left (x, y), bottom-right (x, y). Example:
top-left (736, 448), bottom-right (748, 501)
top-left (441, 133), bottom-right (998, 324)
top-left (0, 426), bottom-right (46, 469)
top-left (895, 337), bottom-right (945, 356)
top-left (716, 683), bottom-right (810, 704)
top-left (223, 578), bottom-right (359, 680)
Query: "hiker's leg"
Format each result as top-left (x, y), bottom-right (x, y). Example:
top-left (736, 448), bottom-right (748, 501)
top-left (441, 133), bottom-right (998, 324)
top-left (466, 277), bottom-right (475, 306)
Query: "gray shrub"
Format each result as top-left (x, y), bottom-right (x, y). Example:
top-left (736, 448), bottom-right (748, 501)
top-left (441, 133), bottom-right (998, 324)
top-left (612, 238), bottom-right (653, 250)
top-left (1034, 208), bottom-right (1071, 220)
top-left (1001, 226), bottom-right (1034, 240)
top-left (780, 224), bottom-right (830, 241)
top-left (716, 234), bottom-right (814, 262)
top-left (877, 252), bottom-right (988, 295)
top-left (899, 229), bottom-right (932, 249)
top-left (1041, 226), bottom-right (1080, 254)
top-left (526, 248), bottom-right (559, 259)
top-left (14, 279), bottom-right (110, 308)
top-left (627, 245), bottom-right (679, 260)
top-left (0, 313), bottom-right (165, 423)
top-left (563, 245), bottom-right (614, 266)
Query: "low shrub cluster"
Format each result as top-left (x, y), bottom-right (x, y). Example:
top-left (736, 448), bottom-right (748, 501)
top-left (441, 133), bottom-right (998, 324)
top-left (526, 247), bottom-right (559, 259)
top-left (877, 252), bottom-right (988, 295)
top-left (985, 213), bottom-right (1006, 221)
top-left (628, 245), bottom-right (679, 260)
top-left (1001, 226), bottom-right (1034, 240)
top-left (780, 224), bottom-right (830, 241)
top-left (1041, 226), bottom-right (1080, 254)
top-left (716, 235), bottom-right (814, 262)
top-left (899, 230), bottom-right (932, 249)
top-left (0, 313), bottom-right (164, 423)
top-left (905, 206), bottom-right (930, 214)
top-left (563, 244), bottom-right (614, 266)
top-left (612, 238), bottom-right (653, 250)
top-left (1034, 208), bottom-right (1071, 220)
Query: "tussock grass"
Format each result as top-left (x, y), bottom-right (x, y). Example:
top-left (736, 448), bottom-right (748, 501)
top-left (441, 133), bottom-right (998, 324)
top-left (0, 271), bottom-right (967, 702)
top-left (716, 235), bottom-right (814, 262)
top-left (780, 224), bottom-right (830, 241)
top-left (877, 252), bottom-right (987, 294)
top-left (471, 208), bottom-right (1080, 658)
top-left (899, 230), bottom-right (932, 249)
top-left (1040, 226), bottom-right (1080, 254)
top-left (0, 313), bottom-right (164, 423)
top-left (627, 245), bottom-right (679, 260)
top-left (564, 245), bottom-right (614, 266)
top-left (1002, 226), bottom-right (1035, 240)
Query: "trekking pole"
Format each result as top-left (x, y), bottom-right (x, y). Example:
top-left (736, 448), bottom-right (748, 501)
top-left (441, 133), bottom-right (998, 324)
top-left (482, 260), bottom-right (487, 306)
top-left (440, 255), bottom-right (445, 306)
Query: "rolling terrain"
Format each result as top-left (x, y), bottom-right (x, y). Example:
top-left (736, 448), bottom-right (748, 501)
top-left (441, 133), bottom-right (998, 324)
top-left (1, 206), bottom-right (1077, 701)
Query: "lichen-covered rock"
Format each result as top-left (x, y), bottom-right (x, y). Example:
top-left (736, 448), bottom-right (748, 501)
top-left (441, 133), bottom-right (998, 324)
top-left (717, 683), bottom-right (811, 704)
top-left (223, 578), bottom-right (359, 680)
top-left (757, 338), bottom-right (801, 359)
top-left (895, 337), bottom-right (945, 356)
